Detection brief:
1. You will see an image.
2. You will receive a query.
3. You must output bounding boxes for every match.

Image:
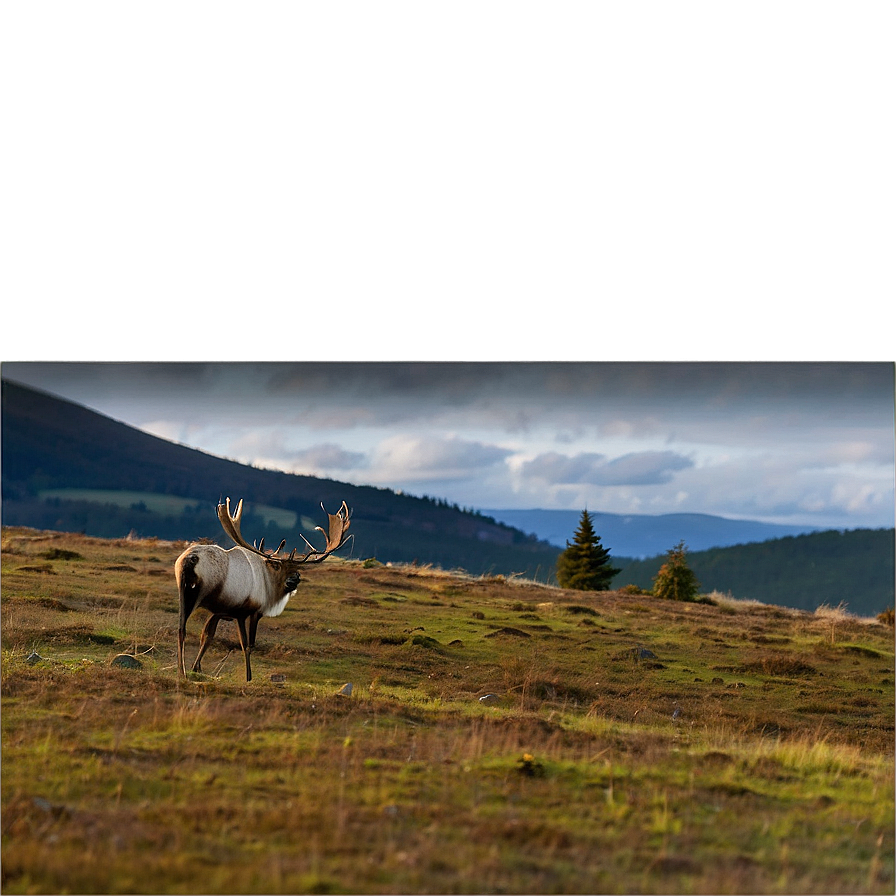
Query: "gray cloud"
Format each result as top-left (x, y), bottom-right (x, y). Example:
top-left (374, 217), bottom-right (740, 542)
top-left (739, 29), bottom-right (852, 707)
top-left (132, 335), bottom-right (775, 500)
top-left (288, 443), bottom-right (368, 471)
top-left (597, 451), bottom-right (695, 485)
top-left (521, 449), bottom-right (694, 487)
top-left (519, 451), bottom-right (608, 483)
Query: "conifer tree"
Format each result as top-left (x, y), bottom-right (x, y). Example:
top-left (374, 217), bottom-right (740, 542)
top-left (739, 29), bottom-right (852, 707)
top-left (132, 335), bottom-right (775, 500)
top-left (652, 540), bottom-right (700, 602)
top-left (556, 509), bottom-right (621, 591)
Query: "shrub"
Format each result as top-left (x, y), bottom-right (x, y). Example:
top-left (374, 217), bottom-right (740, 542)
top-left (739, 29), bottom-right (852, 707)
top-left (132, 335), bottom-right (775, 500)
top-left (652, 541), bottom-right (700, 602)
top-left (877, 606), bottom-right (894, 626)
top-left (620, 583), bottom-right (651, 596)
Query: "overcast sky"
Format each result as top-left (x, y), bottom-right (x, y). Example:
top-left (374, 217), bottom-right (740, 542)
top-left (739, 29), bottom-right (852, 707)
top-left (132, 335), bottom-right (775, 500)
top-left (4, 361), bottom-right (893, 530)
top-left (2, 5), bottom-right (893, 361)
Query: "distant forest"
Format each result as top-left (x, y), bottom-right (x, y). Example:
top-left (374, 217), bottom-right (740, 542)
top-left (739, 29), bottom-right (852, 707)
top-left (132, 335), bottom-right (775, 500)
top-left (612, 527), bottom-right (895, 618)
top-left (6, 491), bottom-right (560, 581)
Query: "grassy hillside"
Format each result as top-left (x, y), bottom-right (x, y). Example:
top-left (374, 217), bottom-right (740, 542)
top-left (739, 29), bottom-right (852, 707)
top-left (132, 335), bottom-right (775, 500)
top-left (2, 526), bottom-right (893, 894)
top-left (1, 379), bottom-right (561, 579)
top-left (613, 529), bottom-right (895, 618)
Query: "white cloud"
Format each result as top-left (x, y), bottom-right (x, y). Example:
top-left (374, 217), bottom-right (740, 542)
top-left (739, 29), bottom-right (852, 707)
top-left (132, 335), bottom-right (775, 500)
top-left (367, 434), bottom-right (513, 484)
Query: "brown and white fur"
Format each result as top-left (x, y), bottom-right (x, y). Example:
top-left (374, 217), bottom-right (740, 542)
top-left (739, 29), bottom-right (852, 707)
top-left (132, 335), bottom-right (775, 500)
top-left (175, 498), bottom-right (350, 681)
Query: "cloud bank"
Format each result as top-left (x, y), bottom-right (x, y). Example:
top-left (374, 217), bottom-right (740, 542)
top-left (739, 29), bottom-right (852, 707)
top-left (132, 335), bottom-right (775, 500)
top-left (3, 361), bottom-right (893, 529)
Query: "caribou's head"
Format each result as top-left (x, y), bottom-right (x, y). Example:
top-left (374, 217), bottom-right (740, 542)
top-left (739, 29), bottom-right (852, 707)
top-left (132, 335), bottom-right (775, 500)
top-left (217, 497), bottom-right (352, 585)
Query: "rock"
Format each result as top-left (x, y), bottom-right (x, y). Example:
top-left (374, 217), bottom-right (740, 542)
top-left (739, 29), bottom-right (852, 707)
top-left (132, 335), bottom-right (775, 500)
top-left (270, 673), bottom-right (286, 684)
top-left (110, 654), bottom-right (142, 670)
top-left (25, 651), bottom-right (44, 665)
top-left (479, 693), bottom-right (501, 705)
top-left (632, 647), bottom-right (658, 660)
top-left (337, 682), bottom-right (353, 696)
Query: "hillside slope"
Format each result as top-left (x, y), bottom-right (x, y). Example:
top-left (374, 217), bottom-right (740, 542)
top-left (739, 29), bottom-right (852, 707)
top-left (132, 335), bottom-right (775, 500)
top-left (2, 526), bottom-right (893, 894)
top-left (613, 528), bottom-right (895, 617)
top-left (1, 379), bottom-right (560, 579)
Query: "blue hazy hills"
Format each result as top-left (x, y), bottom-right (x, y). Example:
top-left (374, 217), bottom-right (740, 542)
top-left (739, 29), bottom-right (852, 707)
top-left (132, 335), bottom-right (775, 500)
top-left (484, 508), bottom-right (823, 560)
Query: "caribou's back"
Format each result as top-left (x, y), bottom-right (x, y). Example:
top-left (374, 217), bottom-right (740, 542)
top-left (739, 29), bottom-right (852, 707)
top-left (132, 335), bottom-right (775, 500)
top-left (176, 544), bottom-right (283, 616)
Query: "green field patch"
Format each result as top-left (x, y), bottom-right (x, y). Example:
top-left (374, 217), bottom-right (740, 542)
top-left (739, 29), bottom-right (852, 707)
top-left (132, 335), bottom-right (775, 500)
top-left (38, 489), bottom-right (298, 530)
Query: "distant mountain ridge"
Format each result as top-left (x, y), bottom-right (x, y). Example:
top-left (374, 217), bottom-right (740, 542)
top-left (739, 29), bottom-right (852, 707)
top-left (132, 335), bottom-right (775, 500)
top-left (484, 509), bottom-right (824, 559)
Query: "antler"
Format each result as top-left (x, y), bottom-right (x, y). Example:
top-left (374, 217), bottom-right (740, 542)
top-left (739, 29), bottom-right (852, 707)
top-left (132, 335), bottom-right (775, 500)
top-left (292, 501), bottom-right (353, 564)
top-left (217, 498), bottom-right (352, 565)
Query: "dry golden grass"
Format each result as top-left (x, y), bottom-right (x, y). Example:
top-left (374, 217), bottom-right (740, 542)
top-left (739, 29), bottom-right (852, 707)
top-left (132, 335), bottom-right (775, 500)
top-left (2, 526), bottom-right (894, 894)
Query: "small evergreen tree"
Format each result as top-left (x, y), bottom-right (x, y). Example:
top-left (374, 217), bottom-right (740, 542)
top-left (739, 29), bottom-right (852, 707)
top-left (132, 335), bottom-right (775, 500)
top-left (653, 540), bottom-right (700, 601)
top-left (556, 509), bottom-right (621, 591)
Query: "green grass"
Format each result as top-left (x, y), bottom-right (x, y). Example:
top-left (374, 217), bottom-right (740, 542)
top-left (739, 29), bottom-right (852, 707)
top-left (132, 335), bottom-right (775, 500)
top-left (2, 526), bottom-right (893, 894)
top-left (37, 489), bottom-right (301, 530)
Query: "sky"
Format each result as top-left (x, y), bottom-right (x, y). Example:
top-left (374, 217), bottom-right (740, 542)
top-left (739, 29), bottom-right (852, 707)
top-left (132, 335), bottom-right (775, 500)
top-left (2, 6), bottom-right (892, 357)
top-left (2, 7), bottom-right (893, 530)
top-left (3, 361), bottom-right (894, 530)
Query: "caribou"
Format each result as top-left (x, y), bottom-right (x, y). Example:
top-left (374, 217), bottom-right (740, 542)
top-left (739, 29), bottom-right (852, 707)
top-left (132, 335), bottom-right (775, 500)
top-left (175, 497), bottom-right (351, 681)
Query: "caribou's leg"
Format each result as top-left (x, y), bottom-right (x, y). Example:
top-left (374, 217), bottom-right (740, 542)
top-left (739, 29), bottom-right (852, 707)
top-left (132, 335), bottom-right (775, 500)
top-left (248, 611), bottom-right (261, 650)
top-left (177, 626), bottom-right (186, 678)
top-left (191, 614), bottom-right (222, 673)
top-left (236, 615), bottom-right (252, 682)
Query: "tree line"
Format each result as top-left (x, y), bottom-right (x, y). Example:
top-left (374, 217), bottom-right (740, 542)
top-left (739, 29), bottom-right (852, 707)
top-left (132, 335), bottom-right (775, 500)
top-left (556, 509), bottom-right (894, 617)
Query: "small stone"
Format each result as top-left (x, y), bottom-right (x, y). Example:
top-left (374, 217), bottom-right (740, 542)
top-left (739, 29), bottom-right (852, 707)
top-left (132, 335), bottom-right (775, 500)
top-left (479, 693), bottom-right (501, 705)
top-left (632, 647), bottom-right (658, 660)
top-left (270, 673), bottom-right (286, 684)
top-left (26, 651), bottom-right (44, 665)
top-left (111, 654), bottom-right (142, 670)
top-left (337, 682), bottom-right (353, 696)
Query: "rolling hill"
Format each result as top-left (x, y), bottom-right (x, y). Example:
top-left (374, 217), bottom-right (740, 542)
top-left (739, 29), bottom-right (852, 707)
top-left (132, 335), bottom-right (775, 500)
top-left (0, 379), bottom-right (561, 579)
top-left (612, 528), bottom-right (894, 618)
